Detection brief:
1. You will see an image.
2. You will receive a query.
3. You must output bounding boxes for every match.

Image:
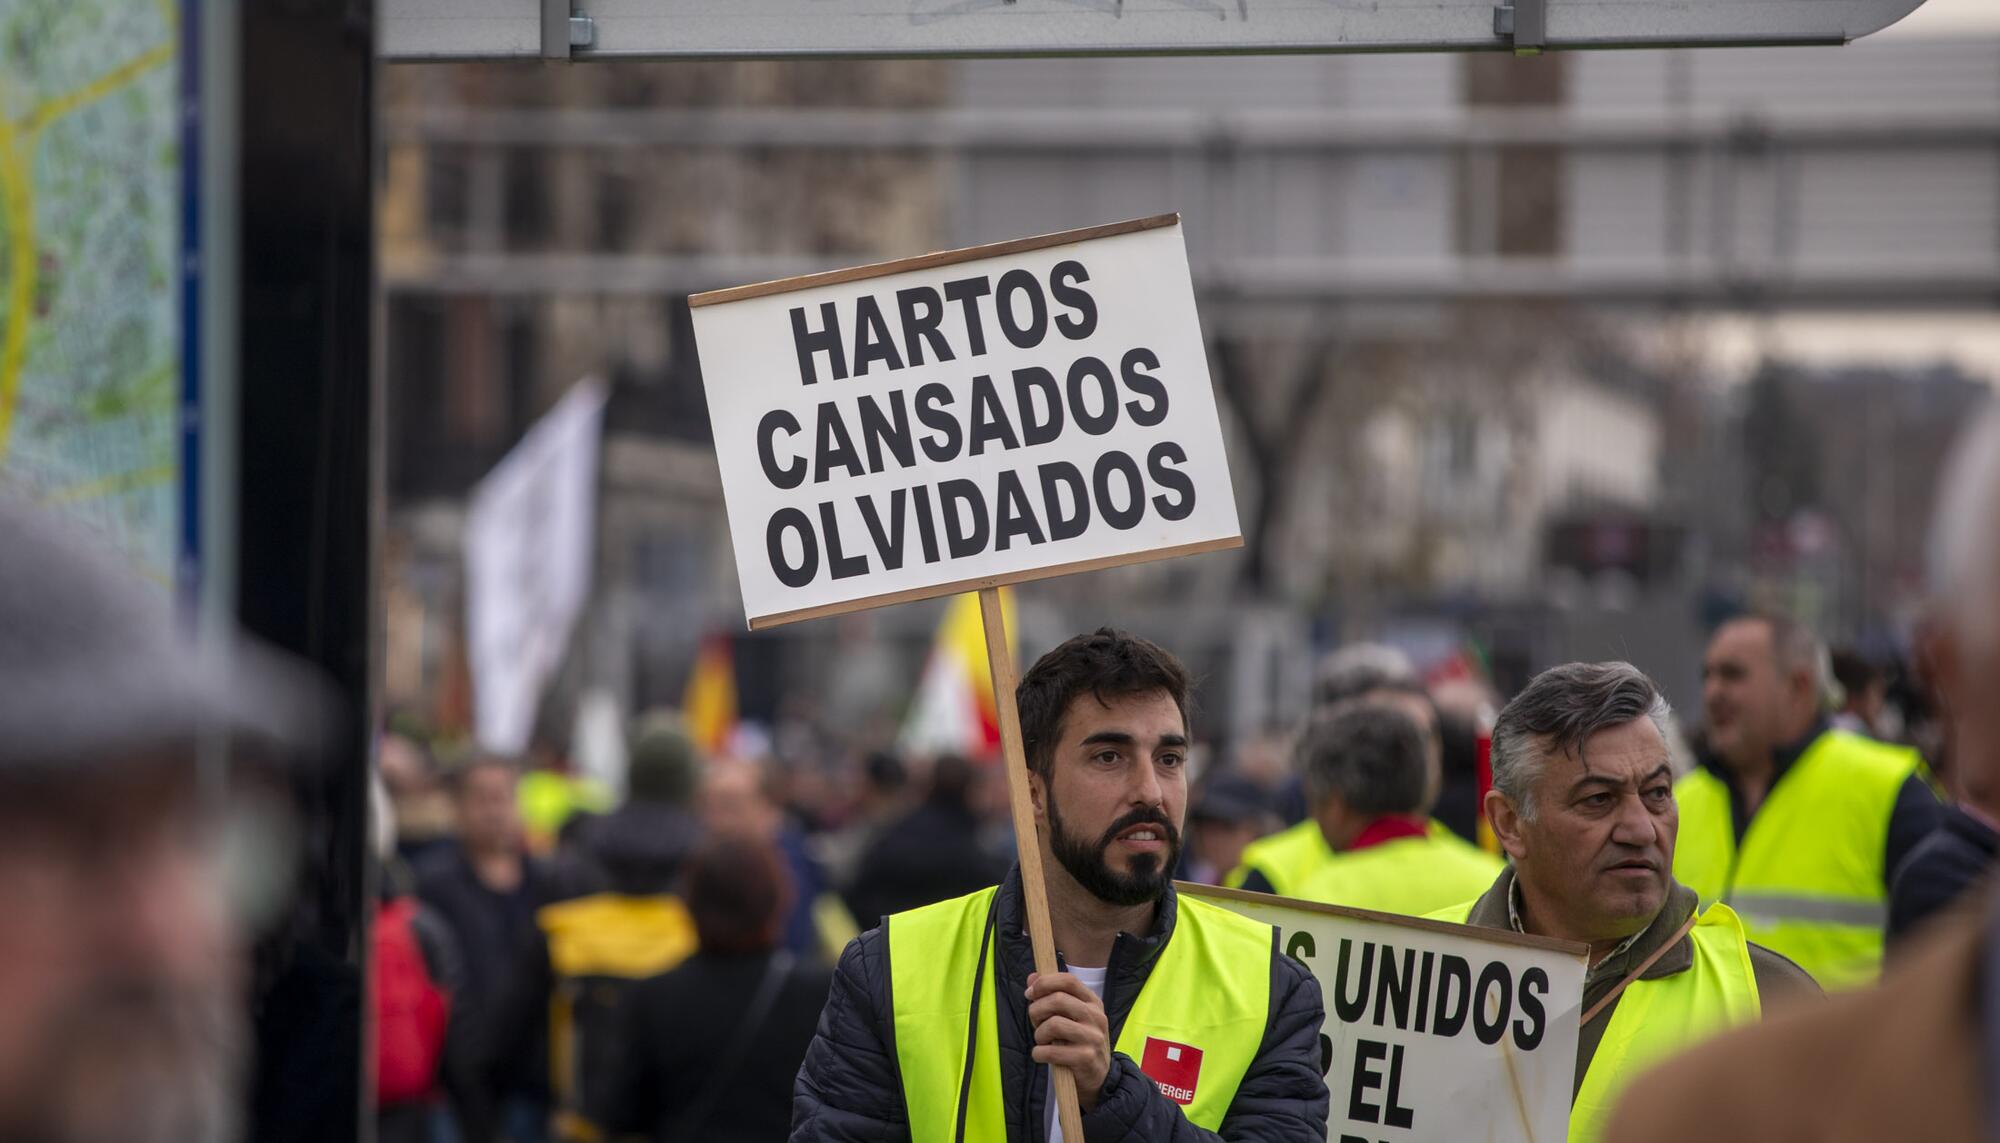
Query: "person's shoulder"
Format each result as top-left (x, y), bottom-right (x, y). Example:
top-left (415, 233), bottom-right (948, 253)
top-left (1819, 727), bottom-right (1923, 777)
top-left (1895, 816), bottom-right (1988, 882)
top-left (410, 845), bottom-right (464, 892)
top-left (1744, 940), bottom-right (1822, 1003)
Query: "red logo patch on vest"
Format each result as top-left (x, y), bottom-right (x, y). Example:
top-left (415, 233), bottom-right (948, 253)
top-left (1140, 1037), bottom-right (1203, 1105)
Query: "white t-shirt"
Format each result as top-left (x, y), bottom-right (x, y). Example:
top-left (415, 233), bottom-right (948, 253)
top-left (1044, 964), bottom-right (1109, 1143)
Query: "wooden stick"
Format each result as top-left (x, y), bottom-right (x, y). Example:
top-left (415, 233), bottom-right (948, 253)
top-left (979, 586), bottom-right (1087, 1143)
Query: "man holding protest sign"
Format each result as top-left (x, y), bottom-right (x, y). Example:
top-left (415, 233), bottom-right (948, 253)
top-left (790, 629), bottom-right (1331, 1142)
top-left (1432, 661), bottom-right (1817, 1143)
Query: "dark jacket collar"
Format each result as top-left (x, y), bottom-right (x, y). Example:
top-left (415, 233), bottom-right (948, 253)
top-left (992, 863), bottom-right (1178, 1025)
top-left (1698, 716), bottom-right (1829, 796)
top-left (1465, 865), bottom-right (1701, 987)
top-left (1697, 716), bottom-right (1829, 843)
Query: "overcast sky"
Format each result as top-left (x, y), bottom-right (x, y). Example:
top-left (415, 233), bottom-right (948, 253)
top-left (1880, 0), bottom-right (2000, 36)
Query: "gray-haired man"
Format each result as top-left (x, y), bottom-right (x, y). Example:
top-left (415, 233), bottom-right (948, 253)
top-left (1430, 661), bottom-right (1816, 1143)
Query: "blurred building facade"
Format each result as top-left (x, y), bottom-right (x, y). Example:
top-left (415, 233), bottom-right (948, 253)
top-left (379, 38), bottom-right (2000, 752)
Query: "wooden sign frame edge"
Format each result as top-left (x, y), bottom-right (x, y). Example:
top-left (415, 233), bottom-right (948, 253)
top-left (745, 535), bottom-right (1241, 630)
top-left (689, 212), bottom-right (1181, 308)
top-left (1178, 881), bottom-right (1592, 961)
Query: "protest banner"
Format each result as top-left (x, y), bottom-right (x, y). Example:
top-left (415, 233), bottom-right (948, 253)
top-left (690, 216), bottom-right (1241, 1137)
top-left (1182, 883), bottom-right (1587, 1143)
top-left (688, 213), bottom-right (1240, 630)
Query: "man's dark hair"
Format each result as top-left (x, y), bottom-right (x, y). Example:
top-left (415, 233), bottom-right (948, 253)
top-left (926, 753), bottom-right (978, 813)
top-left (1830, 647), bottom-right (1880, 699)
top-left (1298, 704), bottom-right (1430, 816)
top-left (1017, 628), bottom-right (1192, 779)
top-left (685, 836), bottom-right (791, 955)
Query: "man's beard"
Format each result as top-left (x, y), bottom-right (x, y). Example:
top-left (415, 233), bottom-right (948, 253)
top-left (1046, 795), bottom-right (1182, 908)
top-left (3, 976), bottom-right (244, 1143)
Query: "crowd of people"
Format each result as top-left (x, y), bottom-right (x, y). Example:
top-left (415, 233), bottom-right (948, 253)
top-left (6, 423), bottom-right (2000, 1143)
top-left (359, 565), bottom-right (1994, 1141)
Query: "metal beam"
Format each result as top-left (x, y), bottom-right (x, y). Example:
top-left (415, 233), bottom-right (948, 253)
top-left (382, 105), bottom-right (2000, 153)
top-left (380, 252), bottom-right (2000, 307)
top-left (380, 0), bottom-right (1928, 61)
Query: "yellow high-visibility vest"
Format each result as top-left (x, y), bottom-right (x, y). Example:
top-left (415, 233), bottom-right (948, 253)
top-left (888, 886), bottom-right (1273, 1140)
top-left (1224, 818), bottom-right (1331, 897)
top-left (1569, 903), bottom-right (1760, 1143)
top-left (1294, 833), bottom-right (1505, 918)
top-left (1424, 899), bottom-right (1762, 1143)
top-left (1674, 728), bottom-right (1920, 989)
top-left (1227, 816), bottom-right (1475, 899)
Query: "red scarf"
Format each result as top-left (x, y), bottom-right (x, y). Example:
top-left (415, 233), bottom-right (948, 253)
top-left (1347, 815), bottom-right (1429, 852)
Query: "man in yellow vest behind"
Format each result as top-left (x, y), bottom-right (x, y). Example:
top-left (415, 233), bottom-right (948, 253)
top-left (1227, 664), bottom-right (1456, 898)
top-left (1433, 661), bottom-right (1818, 1143)
top-left (792, 628), bottom-right (1331, 1142)
top-left (1677, 614), bottom-right (1941, 988)
top-left (1292, 703), bottom-right (1502, 916)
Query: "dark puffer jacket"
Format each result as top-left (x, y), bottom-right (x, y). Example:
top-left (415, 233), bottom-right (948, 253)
top-left (791, 865), bottom-right (1330, 1142)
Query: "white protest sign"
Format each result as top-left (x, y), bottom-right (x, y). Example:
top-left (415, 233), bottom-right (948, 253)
top-left (689, 215), bottom-right (1240, 629)
top-left (464, 377), bottom-right (608, 754)
top-left (1181, 883), bottom-right (1586, 1143)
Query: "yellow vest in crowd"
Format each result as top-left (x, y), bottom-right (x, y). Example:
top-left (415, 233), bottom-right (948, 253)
top-left (1227, 817), bottom-right (1481, 900)
top-left (1674, 728), bottom-right (1919, 989)
top-left (1224, 818), bottom-right (1331, 897)
top-left (1295, 832), bottom-right (1504, 918)
top-left (888, 886), bottom-right (1272, 1139)
top-left (1428, 899), bottom-right (1761, 1143)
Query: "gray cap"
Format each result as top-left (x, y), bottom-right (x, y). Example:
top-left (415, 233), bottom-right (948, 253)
top-left (0, 494), bottom-right (327, 775)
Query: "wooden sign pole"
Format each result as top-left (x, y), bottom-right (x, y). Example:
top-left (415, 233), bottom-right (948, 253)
top-left (979, 586), bottom-right (1088, 1143)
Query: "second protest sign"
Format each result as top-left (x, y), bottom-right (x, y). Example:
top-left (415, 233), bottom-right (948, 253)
top-left (1183, 883), bottom-right (1587, 1143)
top-left (689, 213), bottom-right (1240, 630)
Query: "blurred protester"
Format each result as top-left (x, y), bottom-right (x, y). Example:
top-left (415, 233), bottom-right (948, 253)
top-left (1438, 662), bottom-right (1817, 1143)
top-left (1227, 662), bottom-right (1452, 898)
top-left (1604, 411), bottom-right (2000, 1143)
top-left (705, 756), bottom-right (832, 959)
top-left (417, 757), bottom-right (559, 1141)
top-left (1312, 641), bottom-right (1420, 709)
top-left (1269, 642), bottom-right (1424, 826)
top-left (1888, 433), bottom-right (2000, 946)
top-left (1294, 706), bottom-right (1501, 916)
top-left (591, 837), bottom-right (832, 1142)
top-left (517, 728), bottom-right (614, 855)
top-left (1677, 615), bottom-right (1941, 988)
top-left (845, 753), bottom-right (1006, 929)
top-left (817, 750), bottom-right (909, 893)
top-left (0, 495), bottom-right (324, 1143)
top-left (1176, 772), bottom-right (1273, 885)
top-left (380, 730), bottom-right (457, 867)
top-left (1889, 798), bottom-right (1997, 948)
top-left (493, 717), bottom-right (702, 1142)
top-left (793, 629), bottom-right (1329, 1142)
top-left (565, 710), bottom-right (703, 892)
top-left (1428, 677), bottom-right (1496, 844)
top-left (371, 774), bottom-right (490, 1143)
top-left (1828, 647), bottom-right (1888, 738)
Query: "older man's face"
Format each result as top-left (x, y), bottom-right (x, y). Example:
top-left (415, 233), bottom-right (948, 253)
top-left (1496, 716), bottom-right (1678, 949)
top-left (0, 762), bottom-right (241, 1143)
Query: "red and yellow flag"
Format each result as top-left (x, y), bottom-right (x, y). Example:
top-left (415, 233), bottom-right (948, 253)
top-left (683, 633), bottom-right (739, 755)
top-left (899, 590), bottom-right (1018, 760)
